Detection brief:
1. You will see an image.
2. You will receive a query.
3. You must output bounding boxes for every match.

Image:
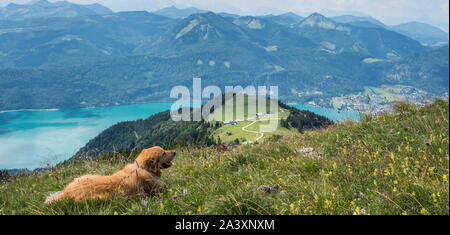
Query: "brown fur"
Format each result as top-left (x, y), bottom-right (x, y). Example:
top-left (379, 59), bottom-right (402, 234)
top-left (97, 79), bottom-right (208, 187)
top-left (216, 144), bottom-right (228, 152)
top-left (45, 146), bottom-right (176, 203)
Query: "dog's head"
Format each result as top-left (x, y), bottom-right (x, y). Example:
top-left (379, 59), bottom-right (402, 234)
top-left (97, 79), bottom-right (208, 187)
top-left (135, 146), bottom-right (176, 174)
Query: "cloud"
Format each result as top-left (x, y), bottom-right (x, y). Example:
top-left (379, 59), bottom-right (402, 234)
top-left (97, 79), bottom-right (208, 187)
top-left (442, 1), bottom-right (449, 16)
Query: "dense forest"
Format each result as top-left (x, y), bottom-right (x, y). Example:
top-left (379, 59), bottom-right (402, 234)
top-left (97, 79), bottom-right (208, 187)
top-left (73, 109), bottom-right (222, 161)
top-left (279, 102), bottom-right (334, 132)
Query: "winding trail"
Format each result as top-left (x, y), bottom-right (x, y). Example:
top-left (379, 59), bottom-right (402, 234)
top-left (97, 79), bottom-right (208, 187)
top-left (242, 120), bottom-right (264, 142)
top-left (241, 118), bottom-right (283, 142)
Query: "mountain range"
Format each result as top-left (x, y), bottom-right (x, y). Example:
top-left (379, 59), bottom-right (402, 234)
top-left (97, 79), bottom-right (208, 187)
top-left (331, 15), bottom-right (386, 28)
top-left (0, 2), bottom-right (448, 111)
top-left (0, 11), bottom-right (174, 67)
top-left (389, 22), bottom-right (449, 47)
top-left (0, 9), bottom-right (435, 67)
top-left (0, 0), bottom-right (113, 20)
top-left (152, 6), bottom-right (449, 47)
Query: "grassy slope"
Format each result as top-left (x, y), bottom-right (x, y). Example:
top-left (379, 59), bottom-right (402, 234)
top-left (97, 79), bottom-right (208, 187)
top-left (212, 120), bottom-right (297, 144)
top-left (211, 107), bottom-right (293, 144)
top-left (0, 100), bottom-right (448, 215)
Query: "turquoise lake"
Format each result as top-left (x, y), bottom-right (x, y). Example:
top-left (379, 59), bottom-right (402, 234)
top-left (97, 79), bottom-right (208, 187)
top-left (292, 104), bottom-right (362, 123)
top-left (0, 103), bottom-right (360, 170)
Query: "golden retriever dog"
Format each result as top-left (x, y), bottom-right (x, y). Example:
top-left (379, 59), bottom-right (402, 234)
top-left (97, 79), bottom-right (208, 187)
top-left (45, 146), bottom-right (176, 203)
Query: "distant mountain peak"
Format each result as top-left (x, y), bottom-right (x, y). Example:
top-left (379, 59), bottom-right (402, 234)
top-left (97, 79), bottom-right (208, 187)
top-left (31, 0), bottom-right (53, 7)
top-left (300, 13), bottom-right (339, 29)
top-left (153, 5), bottom-right (207, 19)
top-left (331, 15), bottom-right (386, 28)
top-left (174, 12), bottom-right (221, 40)
top-left (304, 13), bottom-right (331, 22)
top-left (258, 12), bottom-right (304, 28)
top-left (280, 12), bottom-right (303, 19)
top-left (85, 2), bottom-right (114, 15)
top-left (195, 11), bottom-right (216, 17)
top-left (233, 17), bottom-right (266, 29)
top-left (308, 12), bottom-right (327, 18)
top-left (146, 11), bottom-right (252, 52)
top-left (282, 12), bottom-right (298, 16)
top-left (33, 0), bottom-right (50, 4)
top-left (5, 3), bottom-right (20, 8)
top-left (182, 11), bottom-right (218, 22)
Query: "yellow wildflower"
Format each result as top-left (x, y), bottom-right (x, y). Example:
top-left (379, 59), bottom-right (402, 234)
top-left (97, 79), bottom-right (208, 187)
top-left (420, 208), bottom-right (428, 215)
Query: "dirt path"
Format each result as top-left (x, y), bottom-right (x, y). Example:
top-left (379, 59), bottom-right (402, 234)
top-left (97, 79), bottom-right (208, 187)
top-left (241, 120), bottom-right (264, 142)
top-left (241, 118), bottom-right (283, 142)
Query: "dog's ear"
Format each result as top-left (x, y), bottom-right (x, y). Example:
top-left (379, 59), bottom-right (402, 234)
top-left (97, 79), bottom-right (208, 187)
top-left (146, 157), bottom-right (160, 175)
top-left (135, 148), bottom-right (162, 175)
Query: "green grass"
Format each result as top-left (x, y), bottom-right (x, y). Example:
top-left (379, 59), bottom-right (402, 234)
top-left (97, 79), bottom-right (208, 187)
top-left (209, 96), bottom-right (292, 144)
top-left (212, 120), bottom-right (259, 143)
top-left (1, 100), bottom-right (448, 215)
top-left (212, 111), bottom-right (294, 144)
top-left (245, 120), bottom-right (297, 138)
top-left (208, 95), bottom-right (283, 122)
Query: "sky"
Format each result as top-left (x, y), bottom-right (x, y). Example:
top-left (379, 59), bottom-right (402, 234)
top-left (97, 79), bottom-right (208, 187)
top-left (1, 0), bottom-right (449, 32)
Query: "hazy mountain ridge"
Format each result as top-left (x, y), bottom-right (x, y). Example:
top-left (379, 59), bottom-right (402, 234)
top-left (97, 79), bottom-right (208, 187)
top-left (0, 11), bottom-right (430, 67)
top-left (389, 22), bottom-right (449, 47)
top-left (330, 15), bottom-right (449, 46)
top-left (0, 11), bottom-right (175, 67)
top-left (259, 12), bottom-right (304, 28)
top-left (297, 13), bottom-right (428, 59)
top-left (0, 0), bottom-right (113, 20)
top-left (152, 5), bottom-right (448, 46)
top-left (331, 15), bottom-right (386, 27)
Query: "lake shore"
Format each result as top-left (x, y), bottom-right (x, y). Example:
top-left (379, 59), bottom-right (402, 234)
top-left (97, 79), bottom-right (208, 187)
top-left (0, 108), bottom-right (60, 114)
top-left (0, 102), bottom-right (360, 170)
top-left (0, 102), bottom-right (175, 170)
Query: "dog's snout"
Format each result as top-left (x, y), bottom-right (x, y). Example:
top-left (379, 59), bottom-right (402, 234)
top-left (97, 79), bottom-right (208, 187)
top-left (172, 151), bottom-right (176, 156)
